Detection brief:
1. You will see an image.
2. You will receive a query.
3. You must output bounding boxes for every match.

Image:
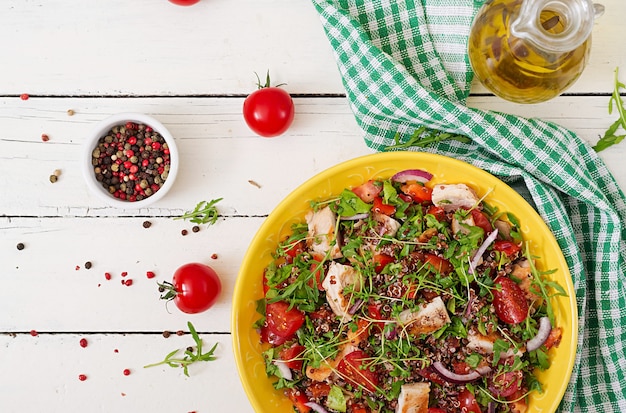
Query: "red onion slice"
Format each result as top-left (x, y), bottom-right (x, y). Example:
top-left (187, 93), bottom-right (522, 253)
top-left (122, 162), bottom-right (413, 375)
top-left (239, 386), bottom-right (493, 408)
top-left (469, 228), bottom-right (499, 274)
top-left (391, 169), bottom-right (433, 184)
top-left (304, 402), bottom-right (330, 413)
top-left (272, 360), bottom-right (292, 381)
top-left (348, 299), bottom-right (364, 315)
top-left (526, 316), bottom-right (552, 352)
top-left (432, 361), bottom-right (491, 384)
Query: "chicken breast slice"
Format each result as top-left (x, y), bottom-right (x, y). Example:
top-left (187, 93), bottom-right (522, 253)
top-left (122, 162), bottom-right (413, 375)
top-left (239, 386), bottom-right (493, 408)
top-left (467, 331), bottom-right (523, 359)
top-left (431, 183), bottom-right (479, 212)
top-left (398, 296), bottom-right (451, 336)
top-left (395, 382), bottom-right (430, 413)
top-left (322, 262), bottom-right (361, 322)
top-left (305, 206), bottom-right (342, 259)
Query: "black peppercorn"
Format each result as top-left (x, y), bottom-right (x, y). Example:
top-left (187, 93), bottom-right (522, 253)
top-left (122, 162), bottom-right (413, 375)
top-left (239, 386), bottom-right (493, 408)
top-left (16, 242), bottom-right (25, 250)
top-left (85, 261), bottom-right (92, 269)
top-left (192, 226), bottom-right (200, 233)
top-left (142, 220), bottom-right (152, 228)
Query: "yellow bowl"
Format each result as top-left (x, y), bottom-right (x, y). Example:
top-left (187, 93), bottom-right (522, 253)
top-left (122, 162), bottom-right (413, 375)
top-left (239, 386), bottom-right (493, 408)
top-left (232, 152), bottom-right (577, 412)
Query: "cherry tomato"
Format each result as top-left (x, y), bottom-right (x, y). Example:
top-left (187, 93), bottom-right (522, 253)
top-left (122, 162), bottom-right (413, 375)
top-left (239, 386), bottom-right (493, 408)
top-left (352, 180), bottom-right (382, 203)
top-left (458, 388), bottom-right (482, 413)
top-left (428, 408), bottom-right (447, 413)
top-left (280, 344), bottom-right (306, 370)
top-left (489, 369), bottom-right (523, 398)
top-left (261, 301), bottom-right (305, 345)
top-left (307, 258), bottom-right (325, 291)
top-left (336, 350), bottom-right (379, 393)
top-left (168, 0), bottom-right (200, 5)
top-left (493, 240), bottom-right (521, 257)
top-left (367, 303), bottom-right (386, 331)
top-left (243, 72), bottom-right (294, 137)
top-left (423, 253), bottom-right (453, 275)
top-left (415, 366), bottom-right (446, 386)
top-left (373, 253), bottom-right (394, 273)
top-left (426, 205), bottom-right (446, 221)
top-left (493, 276), bottom-right (529, 324)
top-left (470, 209), bottom-right (493, 235)
top-left (373, 196), bottom-right (396, 215)
top-left (286, 388), bottom-right (311, 413)
top-left (308, 382), bottom-right (331, 399)
top-left (400, 183), bottom-right (432, 203)
top-left (160, 263), bottom-right (221, 314)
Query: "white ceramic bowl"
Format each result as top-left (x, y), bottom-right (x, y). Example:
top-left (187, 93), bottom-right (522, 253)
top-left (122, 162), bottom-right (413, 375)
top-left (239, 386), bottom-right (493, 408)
top-left (82, 113), bottom-right (179, 208)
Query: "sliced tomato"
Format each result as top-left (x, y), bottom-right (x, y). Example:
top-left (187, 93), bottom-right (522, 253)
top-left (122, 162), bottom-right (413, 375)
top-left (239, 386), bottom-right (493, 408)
top-left (416, 366), bottom-right (446, 386)
top-left (352, 180), bottom-right (382, 203)
top-left (458, 388), bottom-right (482, 413)
top-left (262, 271), bottom-right (270, 295)
top-left (336, 350), bottom-right (379, 393)
top-left (284, 240), bottom-right (305, 263)
top-left (280, 344), bottom-right (306, 370)
top-left (261, 301), bottom-right (305, 345)
top-left (307, 259), bottom-right (325, 291)
top-left (427, 409), bottom-right (447, 413)
top-left (308, 382), bottom-right (331, 399)
top-left (470, 209), bottom-right (493, 235)
top-left (489, 369), bottom-right (523, 398)
top-left (286, 388), bottom-right (311, 413)
top-left (493, 276), bottom-right (529, 324)
top-left (493, 240), bottom-right (521, 257)
top-left (367, 303), bottom-right (386, 331)
top-left (373, 253), bottom-right (394, 273)
top-left (423, 253), bottom-right (453, 275)
top-left (401, 183), bottom-right (432, 203)
top-left (373, 196), bottom-right (396, 215)
top-left (426, 205), bottom-right (446, 221)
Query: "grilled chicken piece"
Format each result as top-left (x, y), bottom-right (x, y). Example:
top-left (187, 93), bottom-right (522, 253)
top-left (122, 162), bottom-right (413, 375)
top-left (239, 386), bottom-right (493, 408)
top-left (322, 262), bottom-right (361, 322)
top-left (395, 382), bottom-right (430, 413)
top-left (398, 296), bottom-right (451, 336)
top-left (305, 206), bottom-right (342, 259)
top-left (431, 183), bottom-right (479, 212)
top-left (467, 331), bottom-right (523, 359)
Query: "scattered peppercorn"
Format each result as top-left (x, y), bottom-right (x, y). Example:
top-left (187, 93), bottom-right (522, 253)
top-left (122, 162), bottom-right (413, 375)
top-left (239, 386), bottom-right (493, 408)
top-left (16, 243), bottom-right (25, 250)
top-left (79, 338), bottom-right (88, 348)
top-left (49, 174), bottom-right (58, 183)
top-left (123, 369), bottom-right (131, 376)
top-left (41, 134), bottom-right (50, 142)
top-left (104, 272), bottom-right (112, 280)
top-left (142, 220), bottom-right (152, 228)
top-left (75, 265), bottom-right (80, 270)
top-left (176, 330), bottom-right (184, 336)
top-left (84, 261), bottom-right (92, 269)
top-left (90, 121), bottom-right (172, 202)
top-left (192, 225), bottom-right (200, 233)
top-left (162, 330), bottom-right (171, 338)
top-left (114, 349), bottom-right (119, 353)
top-left (67, 109), bottom-right (75, 116)
top-left (124, 279), bottom-right (133, 286)
top-left (211, 253), bottom-right (218, 260)
top-left (78, 374), bottom-right (87, 381)
top-left (181, 229), bottom-right (188, 236)
top-left (186, 346), bottom-right (194, 352)
top-left (146, 271), bottom-right (156, 279)
top-left (121, 271), bottom-right (128, 277)
top-left (30, 330), bottom-right (38, 336)
top-left (20, 93), bottom-right (29, 100)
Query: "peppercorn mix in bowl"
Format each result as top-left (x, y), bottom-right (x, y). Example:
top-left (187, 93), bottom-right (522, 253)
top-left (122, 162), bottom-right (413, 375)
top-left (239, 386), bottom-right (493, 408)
top-left (82, 113), bottom-right (179, 208)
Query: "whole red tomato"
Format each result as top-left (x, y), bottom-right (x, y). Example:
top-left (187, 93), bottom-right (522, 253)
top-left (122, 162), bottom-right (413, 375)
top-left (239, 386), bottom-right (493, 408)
top-left (159, 263), bottom-right (222, 313)
top-left (168, 0), bottom-right (200, 5)
top-left (243, 72), bottom-right (295, 137)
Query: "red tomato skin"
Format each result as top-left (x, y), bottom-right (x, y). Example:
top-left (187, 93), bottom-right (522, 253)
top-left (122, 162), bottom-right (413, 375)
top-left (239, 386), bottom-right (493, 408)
top-left (373, 253), bottom-right (394, 273)
top-left (286, 388), bottom-right (311, 413)
top-left (262, 301), bottom-right (305, 345)
top-left (168, 0), bottom-right (200, 5)
top-left (172, 263), bottom-right (222, 314)
top-left (493, 240), bottom-right (521, 257)
top-left (493, 276), bottom-right (529, 324)
top-left (401, 183), bottom-right (432, 203)
top-left (307, 259), bottom-right (325, 291)
top-left (470, 209), bottom-right (493, 234)
top-left (352, 180), bottom-right (382, 203)
top-left (280, 344), bottom-right (306, 370)
top-left (428, 409), bottom-right (447, 413)
top-left (373, 196), bottom-right (396, 215)
top-left (489, 369), bottom-right (523, 398)
top-left (458, 388), bottom-right (482, 413)
top-left (243, 87), bottom-right (294, 137)
top-left (426, 205), bottom-right (446, 221)
top-left (423, 253), bottom-right (453, 275)
top-left (337, 350), bottom-right (379, 393)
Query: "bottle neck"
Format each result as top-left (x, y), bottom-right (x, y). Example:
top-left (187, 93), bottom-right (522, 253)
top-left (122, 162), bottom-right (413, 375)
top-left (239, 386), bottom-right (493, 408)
top-left (510, 0), bottom-right (595, 53)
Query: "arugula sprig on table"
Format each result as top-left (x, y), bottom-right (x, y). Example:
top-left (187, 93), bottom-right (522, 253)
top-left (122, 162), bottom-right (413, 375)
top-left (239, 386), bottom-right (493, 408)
top-left (175, 198), bottom-right (223, 225)
top-left (144, 321), bottom-right (218, 377)
top-left (594, 67), bottom-right (626, 152)
top-left (385, 126), bottom-right (471, 150)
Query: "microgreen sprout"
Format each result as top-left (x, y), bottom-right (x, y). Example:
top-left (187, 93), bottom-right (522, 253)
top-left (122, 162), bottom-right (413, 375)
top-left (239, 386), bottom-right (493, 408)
top-left (144, 321), bottom-right (218, 376)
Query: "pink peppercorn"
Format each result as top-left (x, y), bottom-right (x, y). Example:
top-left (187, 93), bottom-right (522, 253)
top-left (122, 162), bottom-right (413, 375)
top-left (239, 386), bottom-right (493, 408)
top-left (20, 93), bottom-right (29, 100)
top-left (123, 369), bottom-right (131, 376)
top-left (30, 330), bottom-right (38, 336)
top-left (146, 271), bottom-right (156, 279)
top-left (105, 272), bottom-right (112, 280)
top-left (80, 338), bottom-right (88, 348)
top-left (78, 374), bottom-right (87, 381)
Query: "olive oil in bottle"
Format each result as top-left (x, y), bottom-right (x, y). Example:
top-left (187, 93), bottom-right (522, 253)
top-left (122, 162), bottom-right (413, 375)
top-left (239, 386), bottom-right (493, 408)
top-left (468, 0), bottom-right (595, 104)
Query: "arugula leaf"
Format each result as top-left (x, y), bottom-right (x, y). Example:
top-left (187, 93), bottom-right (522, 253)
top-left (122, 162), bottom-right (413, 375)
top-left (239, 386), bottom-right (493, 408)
top-left (175, 198), bottom-right (223, 225)
top-left (144, 321), bottom-right (218, 377)
top-left (593, 67), bottom-right (626, 152)
top-left (335, 189), bottom-right (372, 217)
top-left (385, 127), bottom-right (471, 150)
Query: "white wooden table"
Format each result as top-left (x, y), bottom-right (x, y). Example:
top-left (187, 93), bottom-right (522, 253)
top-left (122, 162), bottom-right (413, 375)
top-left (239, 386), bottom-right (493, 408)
top-left (1, 1), bottom-right (624, 412)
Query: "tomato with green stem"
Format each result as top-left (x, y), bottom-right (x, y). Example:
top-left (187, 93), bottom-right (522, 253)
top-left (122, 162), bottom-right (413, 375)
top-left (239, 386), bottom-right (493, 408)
top-left (243, 71), bottom-right (295, 137)
top-left (168, 0), bottom-right (200, 5)
top-left (158, 263), bottom-right (222, 314)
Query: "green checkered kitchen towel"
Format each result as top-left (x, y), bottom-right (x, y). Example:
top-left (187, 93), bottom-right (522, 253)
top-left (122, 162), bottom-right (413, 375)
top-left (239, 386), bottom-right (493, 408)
top-left (311, 0), bottom-right (626, 411)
